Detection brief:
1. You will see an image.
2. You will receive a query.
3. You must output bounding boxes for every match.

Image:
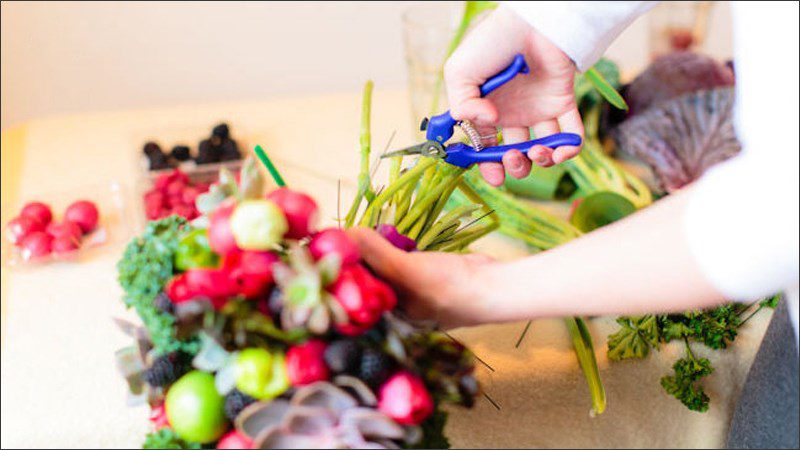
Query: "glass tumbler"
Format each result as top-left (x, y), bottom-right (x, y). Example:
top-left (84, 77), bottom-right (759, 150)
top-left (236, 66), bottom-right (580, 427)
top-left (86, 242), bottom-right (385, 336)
top-left (402, 3), bottom-right (461, 137)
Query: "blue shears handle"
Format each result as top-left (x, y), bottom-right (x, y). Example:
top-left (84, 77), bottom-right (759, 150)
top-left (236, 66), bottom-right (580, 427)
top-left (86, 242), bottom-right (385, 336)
top-left (443, 133), bottom-right (582, 168)
top-left (425, 54), bottom-right (529, 144)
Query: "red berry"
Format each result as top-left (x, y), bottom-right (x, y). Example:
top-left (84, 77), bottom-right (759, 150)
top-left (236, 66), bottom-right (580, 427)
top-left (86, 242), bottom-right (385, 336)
top-left (6, 215), bottom-right (45, 246)
top-left (286, 340), bottom-right (329, 386)
top-left (64, 200), bottom-right (99, 234)
top-left (47, 221), bottom-right (83, 242)
top-left (149, 404), bottom-right (170, 431)
top-left (208, 202), bottom-right (239, 256)
top-left (308, 228), bottom-right (360, 266)
top-left (19, 231), bottom-right (53, 260)
top-left (51, 234), bottom-right (80, 254)
top-left (377, 372), bottom-right (433, 426)
top-left (154, 172), bottom-right (172, 191)
top-left (217, 430), bottom-right (252, 449)
top-left (266, 188), bottom-right (319, 239)
top-left (172, 204), bottom-right (197, 220)
top-left (182, 186), bottom-right (200, 206)
top-left (20, 201), bottom-right (53, 226)
top-left (166, 180), bottom-right (186, 198)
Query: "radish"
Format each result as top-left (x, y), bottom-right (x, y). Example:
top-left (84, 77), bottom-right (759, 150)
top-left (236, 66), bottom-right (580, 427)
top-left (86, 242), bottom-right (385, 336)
top-left (6, 215), bottom-right (45, 246)
top-left (19, 231), bottom-right (53, 260)
top-left (20, 202), bottom-right (53, 226)
top-left (223, 250), bottom-right (279, 298)
top-left (266, 187), bottom-right (319, 239)
top-left (308, 228), bottom-right (360, 266)
top-left (64, 200), bottom-right (99, 234)
top-left (47, 221), bottom-right (83, 242)
top-left (376, 224), bottom-right (417, 252)
top-left (208, 202), bottom-right (239, 256)
top-left (52, 234), bottom-right (80, 254)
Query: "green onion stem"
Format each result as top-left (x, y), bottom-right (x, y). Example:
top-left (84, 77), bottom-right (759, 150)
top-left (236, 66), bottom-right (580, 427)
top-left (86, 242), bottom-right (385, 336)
top-left (360, 158), bottom-right (437, 227)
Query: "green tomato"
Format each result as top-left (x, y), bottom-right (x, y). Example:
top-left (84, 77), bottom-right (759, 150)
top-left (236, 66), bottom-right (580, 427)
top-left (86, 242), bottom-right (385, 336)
top-left (235, 348), bottom-right (289, 400)
top-left (175, 229), bottom-right (219, 271)
top-left (164, 371), bottom-right (228, 444)
top-left (230, 200), bottom-right (288, 250)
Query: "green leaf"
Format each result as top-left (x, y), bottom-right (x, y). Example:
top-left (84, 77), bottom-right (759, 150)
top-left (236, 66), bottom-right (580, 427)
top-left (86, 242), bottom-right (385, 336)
top-left (607, 315), bottom-right (660, 361)
top-left (143, 428), bottom-right (201, 449)
top-left (569, 191), bottom-right (636, 233)
top-left (660, 356), bottom-right (713, 412)
top-left (585, 67), bottom-right (628, 111)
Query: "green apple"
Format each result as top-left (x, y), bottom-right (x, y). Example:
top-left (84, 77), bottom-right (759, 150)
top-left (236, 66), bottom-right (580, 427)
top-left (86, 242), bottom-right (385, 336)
top-left (230, 200), bottom-right (288, 250)
top-left (165, 371), bottom-right (228, 444)
top-left (235, 348), bottom-right (289, 400)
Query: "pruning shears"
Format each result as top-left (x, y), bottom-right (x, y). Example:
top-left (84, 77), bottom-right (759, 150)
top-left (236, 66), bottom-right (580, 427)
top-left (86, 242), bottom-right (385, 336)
top-left (383, 54), bottom-right (582, 168)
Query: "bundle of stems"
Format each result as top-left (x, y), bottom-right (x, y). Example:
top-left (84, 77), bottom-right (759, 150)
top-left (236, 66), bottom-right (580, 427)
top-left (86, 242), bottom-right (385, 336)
top-left (344, 81), bottom-right (499, 253)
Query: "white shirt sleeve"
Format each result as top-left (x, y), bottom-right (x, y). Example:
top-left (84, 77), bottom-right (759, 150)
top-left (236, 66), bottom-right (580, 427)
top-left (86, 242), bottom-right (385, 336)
top-left (684, 2), bottom-right (799, 340)
top-left (502, 1), bottom-right (657, 71)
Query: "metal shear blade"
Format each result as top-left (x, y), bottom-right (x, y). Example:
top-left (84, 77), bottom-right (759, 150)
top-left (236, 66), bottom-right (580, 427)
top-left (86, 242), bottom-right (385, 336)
top-left (382, 141), bottom-right (446, 159)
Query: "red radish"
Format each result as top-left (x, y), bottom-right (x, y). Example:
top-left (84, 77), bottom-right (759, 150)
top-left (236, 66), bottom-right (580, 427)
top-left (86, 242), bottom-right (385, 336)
top-left (217, 430), bottom-right (253, 449)
top-left (19, 231), bottom-right (53, 260)
top-left (377, 372), bottom-right (433, 425)
top-left (166, 273), bottom-right (195, 303)
top-left (208, 203), bottom-right (239, 256)
top-left (6, 215), bottom-right (45, 246)
top-left (149, 404), bottom-right (170, 431)
top-left (64, 200), bottom-right (99, 234)
top-left (308, 228), bottom-right (360, 266)
top-left (20, 202), bottom-right (53, 226)
top-left (223, 251), bottom-right (279, 298)
top-left (330, 264), bottom-right (396, 335)
top-left (51, 235), bottom-right (80, 254)
top-left (183, 268), bottom-right (237, 309)
top-left (47, 221), bottom-right (83, 242)
top-left (286, 340), bottom-right (329, 386)
top-left (266, 188), bottom-right (319, 239)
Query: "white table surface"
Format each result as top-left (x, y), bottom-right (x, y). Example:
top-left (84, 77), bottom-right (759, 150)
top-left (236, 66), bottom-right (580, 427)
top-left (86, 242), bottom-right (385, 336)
top-left (0, 89), bottom-right (770, 448)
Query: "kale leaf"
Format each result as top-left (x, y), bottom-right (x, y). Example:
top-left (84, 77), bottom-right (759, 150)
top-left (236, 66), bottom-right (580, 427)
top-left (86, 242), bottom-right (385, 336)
top-left (143, 428), bottom-right (201, 449)
top-left (117, 216), bottom-right (197, 356)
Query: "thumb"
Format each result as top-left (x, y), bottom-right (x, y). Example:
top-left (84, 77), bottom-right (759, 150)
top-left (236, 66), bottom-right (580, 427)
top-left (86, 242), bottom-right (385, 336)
top-left (346, 227), bottom-right (408, 282)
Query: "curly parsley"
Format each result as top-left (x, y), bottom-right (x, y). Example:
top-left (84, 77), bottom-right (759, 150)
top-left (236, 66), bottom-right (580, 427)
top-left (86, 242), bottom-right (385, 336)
top-left (607, 295), bottom-right (781, 411)
top-left (143, 428), bottom-right (201, 449)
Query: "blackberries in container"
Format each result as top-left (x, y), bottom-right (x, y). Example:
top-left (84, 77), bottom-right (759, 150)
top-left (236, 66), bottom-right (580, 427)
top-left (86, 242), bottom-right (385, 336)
top-left (170, 145), bottom-right (192, 162)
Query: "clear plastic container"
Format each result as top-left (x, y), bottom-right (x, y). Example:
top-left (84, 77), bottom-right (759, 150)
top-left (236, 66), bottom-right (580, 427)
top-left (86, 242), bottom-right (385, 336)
top-left (2, 181), bottom-right (134, 268)
top-left (133, 123), bottom-right (251, 230)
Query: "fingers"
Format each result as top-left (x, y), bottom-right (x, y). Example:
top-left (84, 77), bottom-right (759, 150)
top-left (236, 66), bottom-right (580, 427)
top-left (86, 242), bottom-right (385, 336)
top-left (450, 97), bottom-right (498, 125)
top-left (478, 162), bottom-right (505, 187)
top-left (530, 120), bottom-right (559, 167)
top-left (553, 108), bottom-right (584, 164)
top-left (346, 227), bottom-right (406, 281)
top-left (501, 127), bottom-right (532, 179)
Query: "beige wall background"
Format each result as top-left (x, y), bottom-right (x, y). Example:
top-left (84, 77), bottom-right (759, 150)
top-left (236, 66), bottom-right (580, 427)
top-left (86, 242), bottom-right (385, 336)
top-left (1, 1), bottom-right (733, 130)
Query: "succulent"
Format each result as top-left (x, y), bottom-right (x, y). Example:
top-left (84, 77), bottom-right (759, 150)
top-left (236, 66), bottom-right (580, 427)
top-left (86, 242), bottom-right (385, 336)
top-left (235, 378), bottom-right (419, 449)
top-left (273, 244), bottom-right (349, 335)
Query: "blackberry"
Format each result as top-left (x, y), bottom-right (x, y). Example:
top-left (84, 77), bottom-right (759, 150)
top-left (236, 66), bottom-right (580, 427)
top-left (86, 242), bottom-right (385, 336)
top-left (211, 123), bottom-right (230, 139)
top-left (218, 139), bottom-right (241, 161)
top-left (266, 287), bottom-right (284, 316)
top-left (224, 389), bottom-right (256, 421)
top-left (324, 340), bottom-right (361, 375)
top-left (359, 348), bottom-right (393, 388)
top-left (196, 139), bottom-right (221, 164)
top-left (148, 152), bottom-right (173, 171)
top-left (142, 352), bottom-right (189, 387)
top-left (153, 291), bottom-right (175, 315)
top-left (143, 141), bottom-right (163, 156)
top-left (170, 145), bottom-right (191, 161)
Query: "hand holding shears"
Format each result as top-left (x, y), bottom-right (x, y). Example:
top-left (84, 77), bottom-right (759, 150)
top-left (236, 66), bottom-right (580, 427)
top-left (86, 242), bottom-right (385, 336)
top-left (383, 54), bottom-right (582, 170)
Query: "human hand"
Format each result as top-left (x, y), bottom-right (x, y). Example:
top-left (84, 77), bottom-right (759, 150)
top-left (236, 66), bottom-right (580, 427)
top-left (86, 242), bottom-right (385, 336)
top-left (445, 6), bottom-right (583, 186)
top-left (347, 227), bottom-right (498, 329)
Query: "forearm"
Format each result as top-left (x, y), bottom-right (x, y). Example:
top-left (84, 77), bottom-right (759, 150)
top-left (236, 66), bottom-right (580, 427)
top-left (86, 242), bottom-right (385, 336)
top-left (480, 187), bottom-right (726, 321)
